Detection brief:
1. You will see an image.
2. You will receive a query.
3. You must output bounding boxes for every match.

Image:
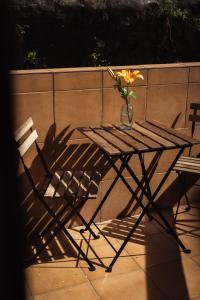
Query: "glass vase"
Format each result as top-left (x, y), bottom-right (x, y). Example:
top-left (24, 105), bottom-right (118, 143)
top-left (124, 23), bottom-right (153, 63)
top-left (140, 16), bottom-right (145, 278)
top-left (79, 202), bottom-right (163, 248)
top-left (119, 101), bottom-right (133, 130)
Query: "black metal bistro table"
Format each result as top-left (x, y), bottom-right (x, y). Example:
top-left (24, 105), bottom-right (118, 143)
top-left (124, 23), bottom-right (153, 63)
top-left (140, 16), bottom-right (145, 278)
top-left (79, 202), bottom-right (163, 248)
top-left (78, 120), bottom-right (200, 272)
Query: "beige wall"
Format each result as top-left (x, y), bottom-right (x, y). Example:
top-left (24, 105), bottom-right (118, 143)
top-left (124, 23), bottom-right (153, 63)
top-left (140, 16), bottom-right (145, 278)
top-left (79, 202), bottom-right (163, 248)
top-left (12, 62), bottom-right (200, 233)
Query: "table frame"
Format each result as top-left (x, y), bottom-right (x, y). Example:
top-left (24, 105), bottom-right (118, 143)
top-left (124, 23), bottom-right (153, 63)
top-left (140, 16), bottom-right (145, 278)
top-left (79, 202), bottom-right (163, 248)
top-left (78, 121), bottom-right (199, 272)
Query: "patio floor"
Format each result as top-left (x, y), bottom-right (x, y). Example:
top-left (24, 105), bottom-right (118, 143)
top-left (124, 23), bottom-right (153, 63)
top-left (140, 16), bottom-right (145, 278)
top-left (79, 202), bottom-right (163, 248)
top-left (25, 203), bottom-right (200, 300)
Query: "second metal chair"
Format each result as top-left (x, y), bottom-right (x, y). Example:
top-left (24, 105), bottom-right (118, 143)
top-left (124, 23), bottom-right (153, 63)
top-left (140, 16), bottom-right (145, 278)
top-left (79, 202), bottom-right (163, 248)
top-left (173, 102), bottom-right (200, 222)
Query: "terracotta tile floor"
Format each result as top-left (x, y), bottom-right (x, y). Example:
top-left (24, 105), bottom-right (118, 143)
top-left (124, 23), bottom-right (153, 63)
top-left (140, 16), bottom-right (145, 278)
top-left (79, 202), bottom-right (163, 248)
top-left (26, 203), bottom-right (200, 300)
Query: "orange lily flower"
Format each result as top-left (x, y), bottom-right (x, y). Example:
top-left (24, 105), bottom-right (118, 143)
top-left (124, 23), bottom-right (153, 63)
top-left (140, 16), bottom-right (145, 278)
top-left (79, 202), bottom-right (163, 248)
top-left (116, 69), bottom-right (144, 84)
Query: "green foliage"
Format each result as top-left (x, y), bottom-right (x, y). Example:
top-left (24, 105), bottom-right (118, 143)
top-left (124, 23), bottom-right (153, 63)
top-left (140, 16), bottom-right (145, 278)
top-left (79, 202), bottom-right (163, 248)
top-left (25, 51), bottom-right (38, 68)
top-left (15, 24), bottom-right (29, 42)
top-left (16, 24), bottom-right (26, 37)
top-left (159, 0), bottom-right (188, 20)
top-left (158, 0), bottom-right (200, 31)
top-left (9, 0), bottom-right (200, 69)
top-left (128, 91), bottom-right (137, 99)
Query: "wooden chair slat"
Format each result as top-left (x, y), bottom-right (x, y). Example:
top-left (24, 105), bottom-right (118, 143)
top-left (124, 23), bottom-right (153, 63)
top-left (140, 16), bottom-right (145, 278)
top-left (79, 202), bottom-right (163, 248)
top-left (77, 171), bottom-right (92, 198)
top-left (55, 171), bottom-right (73, 197)
top-left (133, 123), bottom-right (174, 148)
top-left (45, 170), bottom-right (100, 199)
top-left (66, 171), bottom-right (84, 198)
top-left (179, 156), bottom-right (200, 162)
top-left (15, 117), bottom-right (33, 142)
top-left (176, 160), bottom-right (200, 168)
top-left (139, 121), bottom-right (188, 147)
top-left (45, 171), bottom-right (64, 197)
top-left (18, 130), bottom-right (38, 157)
top-left (88, 171), bottom-right (101, 198)
top-left (174, 165), bottom-right (200, 174)
top-left (174, 155), bottom-right (200, 174)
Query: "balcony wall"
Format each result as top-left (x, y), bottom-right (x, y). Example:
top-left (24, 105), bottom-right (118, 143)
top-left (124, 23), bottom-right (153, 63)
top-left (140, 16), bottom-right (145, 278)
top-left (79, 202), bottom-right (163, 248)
top-left (11, 62), bottom-right (200, 233)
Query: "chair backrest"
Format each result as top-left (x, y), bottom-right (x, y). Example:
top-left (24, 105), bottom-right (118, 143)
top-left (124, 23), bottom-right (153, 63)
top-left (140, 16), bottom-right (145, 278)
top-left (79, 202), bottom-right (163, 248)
top-left (14, 117), bottom-right (51, 195)
top-left (189, 102), bottom-right (200, 138)
top-left (15, 117), bottom-right (38, 157)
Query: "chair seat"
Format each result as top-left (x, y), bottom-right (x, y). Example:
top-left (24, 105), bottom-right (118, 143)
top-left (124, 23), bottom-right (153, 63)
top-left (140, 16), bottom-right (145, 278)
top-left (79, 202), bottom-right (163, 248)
top-left (44, 170), bottom-right (101, 199)
top-left (174, 156), bottom-right (200, 174)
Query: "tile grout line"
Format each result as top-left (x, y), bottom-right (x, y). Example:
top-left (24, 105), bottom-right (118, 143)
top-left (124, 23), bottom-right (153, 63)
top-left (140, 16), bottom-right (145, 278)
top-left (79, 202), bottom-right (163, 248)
top-left (79, 261), bottom-right (102, 300)
top-left (52, 72), bottom-right (56, 141)
top-left (187, 255), bottom-right (200, 270)
top-left (87, 258), bottom-right (169, 300)
top-left (184, 66), bottom-right (190, 129)
top-left (117, 233), bottom-right (177, 300)
top-left (114, 237), bottom-right (146, 270)
top-left (100, 69), bottom-right (103, 222)
top-left (80, 226), bottom-right (146, 280)
top-left (12, 80), bottom-right (197, 96)
top-left (27, 210), bottom-right (200, 299)
top-left (80, 276), bottom-right (102, 300)
top-left (12, 90), bottom-right (53, 95)
top-left (101, 69), bottom-right (104, 126)
top-left (12, 87), bottom-right (104, 96)
top-left (76, 229), bottom-right (102, 300)
top-left (28, 282), bottom-right (101, 299)
top-left (144, 69), bottom-right (149, 121)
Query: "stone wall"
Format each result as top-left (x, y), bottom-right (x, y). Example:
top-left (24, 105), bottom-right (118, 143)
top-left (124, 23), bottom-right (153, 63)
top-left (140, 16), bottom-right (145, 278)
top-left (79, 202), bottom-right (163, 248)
top-left (12, 62), bottom-right (200, 234)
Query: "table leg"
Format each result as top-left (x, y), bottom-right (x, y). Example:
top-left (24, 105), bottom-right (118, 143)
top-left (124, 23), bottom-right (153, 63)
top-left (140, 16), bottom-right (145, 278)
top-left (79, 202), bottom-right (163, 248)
top-left (124, 149), bottom-right (191, 253)
top-left (112, 155), bottom-right (167, 231)
top-left (80, 154), bottom-right (133, 234)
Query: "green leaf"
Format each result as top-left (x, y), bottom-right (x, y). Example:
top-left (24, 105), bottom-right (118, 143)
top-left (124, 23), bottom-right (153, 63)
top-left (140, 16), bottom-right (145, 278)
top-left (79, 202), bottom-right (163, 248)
top-left (128, 90), bottom-right (137, 99)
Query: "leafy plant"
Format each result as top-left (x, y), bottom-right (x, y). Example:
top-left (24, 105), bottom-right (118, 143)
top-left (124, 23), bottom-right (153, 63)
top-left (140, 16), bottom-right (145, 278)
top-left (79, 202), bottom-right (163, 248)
top-left (25, 51), bottom-right (37, 68)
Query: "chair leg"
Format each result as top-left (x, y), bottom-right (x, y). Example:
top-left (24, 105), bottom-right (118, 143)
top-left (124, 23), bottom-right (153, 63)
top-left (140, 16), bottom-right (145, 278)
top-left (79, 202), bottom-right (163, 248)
top-left (68, 197), bottom-right (100, 240)
top-left (38, 197), bottom-right (99, 240)
top-left (27, 195), bottom-right (96, 271)
top-left (174, 190), bottom-right (181, 225)
top-left (178, 172), bottom-right (191, 211)
top-left (175, 172), bottom-right (191, 224)
top-left (184, 190), bottom-right (191, 212)
top-left (26, 225), bottom-right (95, 271)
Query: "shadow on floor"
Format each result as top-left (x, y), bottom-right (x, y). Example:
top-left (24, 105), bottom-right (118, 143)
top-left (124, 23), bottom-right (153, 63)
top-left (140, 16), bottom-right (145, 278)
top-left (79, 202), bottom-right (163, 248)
top-left (100, 208), bottom-right (193, 300)
top-left (175, 204), bottom-right (200, 238)
top-left (25, 204), bottom-right (200, 300)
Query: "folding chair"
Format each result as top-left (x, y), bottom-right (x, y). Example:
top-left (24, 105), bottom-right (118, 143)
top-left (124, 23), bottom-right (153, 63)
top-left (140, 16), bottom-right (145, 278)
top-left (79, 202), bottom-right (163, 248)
top-left (173, 102), bottom-right (200, 222)
top-left (15, 117), bottom-right (101, 271)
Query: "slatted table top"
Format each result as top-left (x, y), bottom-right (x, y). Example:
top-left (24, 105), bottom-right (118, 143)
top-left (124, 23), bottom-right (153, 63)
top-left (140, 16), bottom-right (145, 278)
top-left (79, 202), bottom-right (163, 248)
top-left (78, 121), bottom-right (200, 156)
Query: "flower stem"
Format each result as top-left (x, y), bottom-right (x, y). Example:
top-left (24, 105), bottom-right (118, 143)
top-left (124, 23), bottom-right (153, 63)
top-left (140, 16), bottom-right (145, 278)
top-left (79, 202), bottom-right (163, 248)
top-left (126, 99), bottom-right (131, 124)
top-left (126, 86), bottom-right (131, 124)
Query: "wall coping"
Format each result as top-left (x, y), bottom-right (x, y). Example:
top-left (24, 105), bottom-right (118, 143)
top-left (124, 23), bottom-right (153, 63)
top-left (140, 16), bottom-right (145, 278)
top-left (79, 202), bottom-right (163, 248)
top-left (10, 62), bottom-right (200, 75)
